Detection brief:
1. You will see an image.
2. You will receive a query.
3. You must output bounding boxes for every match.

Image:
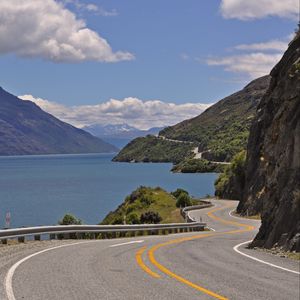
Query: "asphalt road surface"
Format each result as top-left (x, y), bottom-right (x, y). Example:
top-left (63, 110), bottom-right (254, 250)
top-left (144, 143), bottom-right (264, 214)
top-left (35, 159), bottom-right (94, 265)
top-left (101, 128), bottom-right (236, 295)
top-left (1, 200), bottom-right (299, 300)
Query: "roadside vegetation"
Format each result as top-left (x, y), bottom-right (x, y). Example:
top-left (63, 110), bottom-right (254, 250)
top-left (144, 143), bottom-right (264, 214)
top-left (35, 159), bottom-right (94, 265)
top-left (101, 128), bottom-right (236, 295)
top-left (113, 135), bottom-right (194, 164)
top-left (214, 150), bottom-right (246, 200)
top-left (59, 214), bottom-right (82, 225)
top-left (171, 158), bottom-right (225, 173)
top-left (101, 186), bottom-right (199, 225)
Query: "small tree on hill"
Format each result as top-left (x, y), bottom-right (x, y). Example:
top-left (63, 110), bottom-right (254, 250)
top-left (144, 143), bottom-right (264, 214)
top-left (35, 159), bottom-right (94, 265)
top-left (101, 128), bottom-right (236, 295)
top-left (59, 214), bottom-right (82, 225)
top-left (176, 193), bottom-right (192, 208)
top-left (127, 213), bottom-right (140, 224)
top-left (171, 188), bottom-right (189, 199)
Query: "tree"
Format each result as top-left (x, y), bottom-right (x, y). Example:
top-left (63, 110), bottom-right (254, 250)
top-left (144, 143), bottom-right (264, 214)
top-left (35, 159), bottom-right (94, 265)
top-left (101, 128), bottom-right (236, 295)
top-left (176, 193), bottom-right (192, 208)
top-left (127, 213), bottom-right (140, 224)
top-left (140, 211), bottom-right (162, 224)
top-left (59, 214), bottom-right (82, 225)
top-left (171, 188), bottom-right (189, 199)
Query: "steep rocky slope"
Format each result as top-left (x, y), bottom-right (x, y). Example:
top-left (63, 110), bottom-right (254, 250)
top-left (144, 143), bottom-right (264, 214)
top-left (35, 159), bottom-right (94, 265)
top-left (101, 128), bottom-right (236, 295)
top-left (114, 76), bottom-right (270, 164)
top-left (237, 33), bottom-right (300, 251)
top-left (0, 87), bottom-right (118, 155)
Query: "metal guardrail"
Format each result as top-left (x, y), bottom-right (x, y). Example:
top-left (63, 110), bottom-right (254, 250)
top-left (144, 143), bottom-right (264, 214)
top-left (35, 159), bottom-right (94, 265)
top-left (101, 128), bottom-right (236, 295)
top-left (0, 203), bottom-right (212, 244)
top-left (0, 222), bottom-right (206, 243)
top-left (181, 201), bottom-right (213, 222)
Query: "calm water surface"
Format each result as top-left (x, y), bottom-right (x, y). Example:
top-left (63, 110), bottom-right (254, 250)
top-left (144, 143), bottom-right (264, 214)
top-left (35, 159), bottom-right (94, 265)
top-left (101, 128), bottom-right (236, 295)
top-left (0, 154), bottom-right (217, 228)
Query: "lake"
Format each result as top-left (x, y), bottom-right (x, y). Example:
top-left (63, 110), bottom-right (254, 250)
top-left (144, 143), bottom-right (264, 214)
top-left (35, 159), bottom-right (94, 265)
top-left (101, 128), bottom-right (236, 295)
top-left (0, 153), bottom-right (217, 228)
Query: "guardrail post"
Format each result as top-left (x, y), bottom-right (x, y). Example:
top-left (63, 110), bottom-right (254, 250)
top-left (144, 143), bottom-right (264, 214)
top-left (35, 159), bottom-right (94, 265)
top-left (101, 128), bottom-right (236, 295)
top-left (34, 235), bottom-right (41, 241)
top-left (49, 233), bottom-right (55, 240)
top-left (18, 236), bottom-right (25, 243)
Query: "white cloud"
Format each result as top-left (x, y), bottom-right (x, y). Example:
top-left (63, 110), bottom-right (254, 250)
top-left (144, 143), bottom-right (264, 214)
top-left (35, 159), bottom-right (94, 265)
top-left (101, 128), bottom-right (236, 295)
top-left (63, 0), bottom-right (118, 16)
top-left (0, 0), bottom-right (133, 62)
top-left (234, 40), bottom-right (289, 52)
top-left (220, 0), bottom-right (299, 20)
top-left (19, 95), bottom-right (212, 130)
top-left (205, 35), bottom-right (292, 79)
top-left (206, 52), bottom-right (282, 79)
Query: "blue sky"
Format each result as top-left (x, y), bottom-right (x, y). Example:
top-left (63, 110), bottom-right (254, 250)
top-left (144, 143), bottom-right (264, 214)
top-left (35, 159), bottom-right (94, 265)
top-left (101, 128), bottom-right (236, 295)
top-left (0, 0), bottom-right (299, 128)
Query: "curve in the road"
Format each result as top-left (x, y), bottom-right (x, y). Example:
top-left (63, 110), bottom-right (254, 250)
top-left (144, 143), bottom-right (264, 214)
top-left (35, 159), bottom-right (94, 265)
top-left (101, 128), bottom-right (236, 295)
top-left (136, 203), bottom-right (298, 299)
top-left (5, 241), bottom-right (97, 300)
top-left (138, 204), bottom-right (252, 299)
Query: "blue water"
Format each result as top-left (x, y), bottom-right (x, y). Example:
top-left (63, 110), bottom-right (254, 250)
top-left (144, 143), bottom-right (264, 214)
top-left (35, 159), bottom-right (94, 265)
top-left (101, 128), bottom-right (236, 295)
top-left (0, 154), bottom-right (217, 228)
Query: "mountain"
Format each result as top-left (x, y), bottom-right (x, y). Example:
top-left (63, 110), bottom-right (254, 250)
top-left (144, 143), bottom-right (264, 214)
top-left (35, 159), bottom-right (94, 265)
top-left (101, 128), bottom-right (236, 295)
top-left (113, 75), bottom-right (270, 164)
top-left (236, 33), bottom-right (300, 251)
top-left (0, 87), bottom-right (118, 156)
top-left (83, 123), bottom-right (163, 148)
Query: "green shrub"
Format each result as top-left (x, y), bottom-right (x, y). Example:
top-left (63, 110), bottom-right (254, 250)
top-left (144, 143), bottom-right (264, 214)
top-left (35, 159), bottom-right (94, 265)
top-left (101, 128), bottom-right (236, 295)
top-left (215, 150), bottom-right (246, 199)
top-left (171, 188), bottom-right (189, 199)
top-left (127, 213), bottom-right (140, 224)
top-left (59, 214), bottom-right (82, 225)
top-left (176, 193), bottom-right (192, 208)
top-left (140, 211), bottom-right (162, 224)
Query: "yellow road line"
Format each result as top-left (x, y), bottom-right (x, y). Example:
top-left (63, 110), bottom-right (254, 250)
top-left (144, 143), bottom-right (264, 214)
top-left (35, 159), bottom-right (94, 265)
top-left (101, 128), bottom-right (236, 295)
top-left (207, 206), bottom-right (255, 231)
top-left (135, 246), bottom-right (161, 278)
top-left (138, 204), bottom-right (255, 299)
top-left (148, 236), bottom-right (228, 300)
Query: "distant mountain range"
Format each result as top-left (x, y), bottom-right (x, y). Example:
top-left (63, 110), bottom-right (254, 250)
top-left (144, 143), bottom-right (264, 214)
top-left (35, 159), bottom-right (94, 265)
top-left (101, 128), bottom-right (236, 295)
top-left (0, 87), bottom-right (118, 156)
top-left (83, 124), bottom-right (163, 148)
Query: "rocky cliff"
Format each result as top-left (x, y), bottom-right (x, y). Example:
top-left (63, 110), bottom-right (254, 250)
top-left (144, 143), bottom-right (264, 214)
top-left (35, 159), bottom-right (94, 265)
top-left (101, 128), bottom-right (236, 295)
top-left (237, 33), bottom-right (300, 251)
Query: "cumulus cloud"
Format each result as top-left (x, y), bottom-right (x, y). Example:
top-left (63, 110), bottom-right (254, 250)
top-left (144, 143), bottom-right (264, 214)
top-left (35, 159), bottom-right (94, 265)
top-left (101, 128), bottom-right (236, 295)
top-left (0, 0), bottom-right (133, 62)
top-left (220, 0), bottom-right (299, 20)
top-left (19, 95), bottom-right (212, 130)
top-left (234, 40), bottom-right (289, 52)
top-left (207, 53), bottom-right (282, 78)
top-left (205, 35), bottom-right (292, 79)
top-left (63, 0), bottom-right (118, 16)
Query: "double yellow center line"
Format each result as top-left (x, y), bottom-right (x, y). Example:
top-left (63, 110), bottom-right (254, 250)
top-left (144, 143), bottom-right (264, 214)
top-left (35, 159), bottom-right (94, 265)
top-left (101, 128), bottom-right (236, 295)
top-left (135, 204), bottom-right (255, 299)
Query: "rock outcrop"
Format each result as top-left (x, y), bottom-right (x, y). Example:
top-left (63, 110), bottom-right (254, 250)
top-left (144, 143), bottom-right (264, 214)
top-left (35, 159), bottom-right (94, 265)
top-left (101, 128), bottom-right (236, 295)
top-left (237, 33), bottom-right (300, 251)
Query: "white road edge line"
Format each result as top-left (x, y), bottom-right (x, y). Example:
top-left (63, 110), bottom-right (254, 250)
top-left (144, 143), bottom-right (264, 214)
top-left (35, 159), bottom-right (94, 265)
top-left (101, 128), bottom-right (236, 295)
top-left (109, 240), bottom-right (144, 248)
top-left (4, 241), bottom-right (98, 300)
top-left (229, 209), bottom-right (260, 222)
top-left (206, 227), bottom-right (216, 232)
top-left (233, 240), bottom-right (300, 275)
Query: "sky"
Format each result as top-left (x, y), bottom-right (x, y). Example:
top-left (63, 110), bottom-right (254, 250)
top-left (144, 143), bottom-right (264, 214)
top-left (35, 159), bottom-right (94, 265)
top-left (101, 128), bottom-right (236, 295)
top-left (0, 0), bottom-right (299, 129)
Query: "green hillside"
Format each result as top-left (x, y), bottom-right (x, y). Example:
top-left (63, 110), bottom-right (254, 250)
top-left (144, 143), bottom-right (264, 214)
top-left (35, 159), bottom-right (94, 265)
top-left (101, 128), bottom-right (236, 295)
top-left (113, 76), bottom-right (270, 166)
top-left (112, 135), bottom-right (195, 164)
top-left (160, 75), bottom-right (270, 162)
top-left (101, 186), bottom-right (185, 225)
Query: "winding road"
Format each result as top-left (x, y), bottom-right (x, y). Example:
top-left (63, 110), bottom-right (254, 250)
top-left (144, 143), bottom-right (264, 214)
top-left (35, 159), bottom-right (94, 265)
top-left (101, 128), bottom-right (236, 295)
top-left (1, 200), bottom-right (299, 300)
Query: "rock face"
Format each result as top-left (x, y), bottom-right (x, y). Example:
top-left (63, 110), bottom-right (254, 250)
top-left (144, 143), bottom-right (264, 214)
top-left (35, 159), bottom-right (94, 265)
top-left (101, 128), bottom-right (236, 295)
top-left (237, 33), bottom-right (300, 251)
top-left (0, 87), bottom-right (118, 155)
